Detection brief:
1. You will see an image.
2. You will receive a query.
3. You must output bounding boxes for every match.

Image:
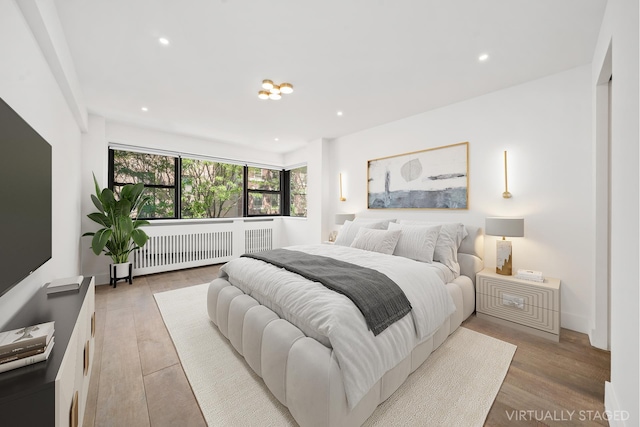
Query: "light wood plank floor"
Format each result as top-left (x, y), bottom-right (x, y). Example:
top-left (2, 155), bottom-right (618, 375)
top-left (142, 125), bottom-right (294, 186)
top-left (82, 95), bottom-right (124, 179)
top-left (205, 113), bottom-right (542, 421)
top-left (83, 266), bottom-right (610, 427)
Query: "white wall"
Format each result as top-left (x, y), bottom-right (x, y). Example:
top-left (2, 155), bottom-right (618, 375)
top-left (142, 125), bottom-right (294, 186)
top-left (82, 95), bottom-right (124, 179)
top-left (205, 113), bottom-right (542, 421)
top-left (592, 0), bottom-right (639, 425)
top-left (0, 1), bottom-right (83, 327)
top-left (322, 66), bottom-right (594, 333)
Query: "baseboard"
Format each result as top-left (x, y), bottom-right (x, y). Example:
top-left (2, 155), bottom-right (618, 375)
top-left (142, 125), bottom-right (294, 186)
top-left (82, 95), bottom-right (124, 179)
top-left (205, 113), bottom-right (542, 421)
top-left (588, 328), bottom-right (609, 351)
top-left (605, 381), bottom-right (630, 427)
top-left (560, 311), bottom-right (589, 334)
top-left (94, 273), bottom-right (110, 286)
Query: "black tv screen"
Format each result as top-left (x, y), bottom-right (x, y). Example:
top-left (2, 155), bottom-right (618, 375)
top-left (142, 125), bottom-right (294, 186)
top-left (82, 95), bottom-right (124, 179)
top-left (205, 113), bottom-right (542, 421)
top-left (0, 97), bottom-right (52, 298)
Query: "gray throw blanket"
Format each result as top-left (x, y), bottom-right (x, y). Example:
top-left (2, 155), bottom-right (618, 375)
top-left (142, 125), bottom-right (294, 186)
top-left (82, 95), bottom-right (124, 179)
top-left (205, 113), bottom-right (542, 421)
top-left (242, 248), bottom-right (412, 336)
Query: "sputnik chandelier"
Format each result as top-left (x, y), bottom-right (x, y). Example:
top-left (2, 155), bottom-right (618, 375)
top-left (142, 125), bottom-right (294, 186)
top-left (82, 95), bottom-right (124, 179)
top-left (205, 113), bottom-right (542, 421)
top-left (258, 79), bottom-right (294, 100)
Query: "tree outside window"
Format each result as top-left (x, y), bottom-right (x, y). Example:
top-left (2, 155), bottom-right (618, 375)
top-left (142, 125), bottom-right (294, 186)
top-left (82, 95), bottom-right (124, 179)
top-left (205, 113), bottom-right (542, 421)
top-left (181, 159), bottom-right (243, 218)
top-left (289, 166), bottom-right (307, 217)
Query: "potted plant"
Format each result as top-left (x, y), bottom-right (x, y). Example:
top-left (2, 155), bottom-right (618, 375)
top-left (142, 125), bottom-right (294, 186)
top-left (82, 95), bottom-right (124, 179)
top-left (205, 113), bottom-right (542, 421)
top-left (83, 174), bottom-right (151, 285)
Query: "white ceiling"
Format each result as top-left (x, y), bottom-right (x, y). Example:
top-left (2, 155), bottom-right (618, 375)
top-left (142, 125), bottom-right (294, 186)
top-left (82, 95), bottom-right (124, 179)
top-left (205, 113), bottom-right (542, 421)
top-left (54, 0), bottom-right (606, 153)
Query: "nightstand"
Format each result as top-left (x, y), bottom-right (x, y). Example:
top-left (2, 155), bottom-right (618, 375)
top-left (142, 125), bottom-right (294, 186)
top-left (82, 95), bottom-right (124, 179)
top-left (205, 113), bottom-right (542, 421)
top-left (476, 269), bottom-right (561, 341)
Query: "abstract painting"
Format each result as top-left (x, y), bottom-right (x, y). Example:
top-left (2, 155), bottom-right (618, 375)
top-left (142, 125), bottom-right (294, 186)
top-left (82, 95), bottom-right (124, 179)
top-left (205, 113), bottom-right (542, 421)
top-left (367, 142), bottom-right (468, 209)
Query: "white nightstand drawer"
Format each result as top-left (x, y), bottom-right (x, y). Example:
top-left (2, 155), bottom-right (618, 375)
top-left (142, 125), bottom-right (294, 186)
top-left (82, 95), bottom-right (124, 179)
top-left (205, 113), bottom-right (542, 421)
top-left (477, 276), bottom-right (560, 312)
top-left (476, 293), bottom-right (559, 333)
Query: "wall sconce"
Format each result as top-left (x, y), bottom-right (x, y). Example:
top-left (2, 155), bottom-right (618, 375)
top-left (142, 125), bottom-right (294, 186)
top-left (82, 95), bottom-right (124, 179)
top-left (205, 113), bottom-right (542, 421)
top-left (503, 150), bottom-right (512, 199)
top-left (485, 217), bottom-right (524, 275)
top-left (339, 173), bottom-right (346, 201)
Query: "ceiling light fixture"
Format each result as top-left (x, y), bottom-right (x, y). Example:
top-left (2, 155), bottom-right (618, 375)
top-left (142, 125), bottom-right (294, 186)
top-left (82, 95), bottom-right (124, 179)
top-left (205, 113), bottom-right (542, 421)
top-left (159, 37), bottom-right (170, 46)
top-left (478, 53), bottom-right (489, 61)
top-left (141, 107), bottom-right (149, 112)
top-left (258, 80), bottom-right (293, 100)
top-left (337, 111), bottom-right (343, 116)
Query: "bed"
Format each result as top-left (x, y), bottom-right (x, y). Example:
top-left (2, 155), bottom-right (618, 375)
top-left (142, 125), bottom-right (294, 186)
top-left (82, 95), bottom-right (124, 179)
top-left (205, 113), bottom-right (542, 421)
top-left (207, 221), bottom-right (483, 427)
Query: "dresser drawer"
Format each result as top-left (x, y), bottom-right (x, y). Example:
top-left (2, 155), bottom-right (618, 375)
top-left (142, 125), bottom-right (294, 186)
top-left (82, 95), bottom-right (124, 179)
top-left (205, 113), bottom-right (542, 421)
top-left (477, 275), bottom-right (560, 312)
top-left (476, 293), bottom-right (559, 334)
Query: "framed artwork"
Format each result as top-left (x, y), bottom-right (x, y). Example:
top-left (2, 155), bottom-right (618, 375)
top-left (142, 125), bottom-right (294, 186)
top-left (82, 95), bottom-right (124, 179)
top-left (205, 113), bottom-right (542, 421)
top-left (367, 141), bottom-right (468, 209)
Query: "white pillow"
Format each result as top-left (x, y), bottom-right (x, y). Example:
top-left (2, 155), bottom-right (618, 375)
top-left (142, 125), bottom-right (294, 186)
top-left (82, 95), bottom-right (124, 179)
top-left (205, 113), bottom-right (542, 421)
top-left (388, 223), bottom-right (441, 263)
top-left (334, 219), bottom-right (389, 246)
top-left (350, 228), bottom-right (401, 255)
top-left (398, 221), bottom-right (468, 275)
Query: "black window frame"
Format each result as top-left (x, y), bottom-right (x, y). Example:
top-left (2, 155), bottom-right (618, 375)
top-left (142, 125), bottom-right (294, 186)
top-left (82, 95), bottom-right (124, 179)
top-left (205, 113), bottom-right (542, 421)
top-left (244, 166), bottom-right (284, 217)
top-left (108, 149), bottom-right (180, 219)
top-left (109, 147), bottom-right (306, 220)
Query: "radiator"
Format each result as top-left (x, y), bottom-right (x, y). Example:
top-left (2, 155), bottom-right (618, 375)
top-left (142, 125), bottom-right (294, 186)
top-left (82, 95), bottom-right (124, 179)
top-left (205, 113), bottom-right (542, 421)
top-left (244, 228), bottom-right (273, 253)
top-left (131, 223), bottom-right (276, 276)
top-left (132, 230), bottom-right (233, 275)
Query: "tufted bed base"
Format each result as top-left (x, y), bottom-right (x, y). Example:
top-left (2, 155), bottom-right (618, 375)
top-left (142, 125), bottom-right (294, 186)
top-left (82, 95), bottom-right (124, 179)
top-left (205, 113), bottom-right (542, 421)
top-left (207, 273), bottom-right (476, 427)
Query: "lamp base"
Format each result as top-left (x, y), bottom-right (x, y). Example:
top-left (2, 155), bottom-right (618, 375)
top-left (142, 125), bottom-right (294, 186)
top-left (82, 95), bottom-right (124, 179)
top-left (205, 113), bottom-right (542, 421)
top-left (496, 239), bottom-right (513, 275)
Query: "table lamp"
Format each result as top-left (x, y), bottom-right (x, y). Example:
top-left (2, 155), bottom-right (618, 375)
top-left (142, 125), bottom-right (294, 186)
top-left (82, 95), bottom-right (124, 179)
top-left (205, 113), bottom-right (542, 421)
top-left (485, 217), bottom-right (524, 275)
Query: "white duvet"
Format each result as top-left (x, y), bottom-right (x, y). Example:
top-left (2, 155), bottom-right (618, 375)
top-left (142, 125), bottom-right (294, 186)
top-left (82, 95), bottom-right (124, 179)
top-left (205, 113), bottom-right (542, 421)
top-left (219, 244), bottom-right (456, 408)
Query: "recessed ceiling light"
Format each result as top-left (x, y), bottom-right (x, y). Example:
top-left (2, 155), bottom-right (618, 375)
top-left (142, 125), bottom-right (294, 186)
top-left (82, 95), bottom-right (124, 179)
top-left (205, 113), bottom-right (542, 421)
top-left (478, 53), bottom-right (489, 62)
top-left (159, 37), bottom-right (170, 46)
top-left (141, 107), bottom-right (149, 112)
top-left (337, 111), bottom-right (343, 116)
top-left (274, 138), bottom-right (279, 141)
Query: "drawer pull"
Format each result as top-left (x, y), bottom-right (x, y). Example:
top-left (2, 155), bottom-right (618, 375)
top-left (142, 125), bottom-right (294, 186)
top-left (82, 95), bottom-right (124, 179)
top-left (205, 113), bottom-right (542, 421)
top-left (502, 293), bottom-right (525, 310)
top-left (84, 340), bottom-right (90, 376)
top-left (70, 390), bottom-right (79, 427)
top-left (91, 312), bottom-right (96, 337)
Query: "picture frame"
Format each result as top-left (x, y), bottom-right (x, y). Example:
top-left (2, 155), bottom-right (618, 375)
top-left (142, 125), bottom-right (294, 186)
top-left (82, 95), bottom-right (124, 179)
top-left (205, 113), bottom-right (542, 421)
top-left (367, 141), bottom-right (469, 209)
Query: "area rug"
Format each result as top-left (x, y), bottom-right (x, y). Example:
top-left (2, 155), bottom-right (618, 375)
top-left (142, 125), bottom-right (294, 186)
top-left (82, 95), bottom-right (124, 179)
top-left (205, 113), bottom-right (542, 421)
top-left (155, 283), bottom-right (516, 427)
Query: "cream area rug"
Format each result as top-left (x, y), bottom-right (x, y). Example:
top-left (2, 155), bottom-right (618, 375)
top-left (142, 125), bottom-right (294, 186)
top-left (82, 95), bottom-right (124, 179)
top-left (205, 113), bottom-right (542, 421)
top-left (155, 283), bottom-right (517, 427)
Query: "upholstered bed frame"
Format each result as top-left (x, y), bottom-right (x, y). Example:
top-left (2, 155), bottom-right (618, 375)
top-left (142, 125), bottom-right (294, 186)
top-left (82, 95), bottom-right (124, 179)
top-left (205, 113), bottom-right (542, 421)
top-left (207, 225), bottom-right (483, 427)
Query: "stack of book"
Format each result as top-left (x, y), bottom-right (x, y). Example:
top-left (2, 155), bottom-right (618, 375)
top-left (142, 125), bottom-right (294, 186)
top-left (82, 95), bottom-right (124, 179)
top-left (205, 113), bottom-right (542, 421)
top-left (515, 269), bottom-right (545, 282)
top-left (0, 321), bottom-right (55, 374)
top-left (46, 275), bottom-right (83, 294)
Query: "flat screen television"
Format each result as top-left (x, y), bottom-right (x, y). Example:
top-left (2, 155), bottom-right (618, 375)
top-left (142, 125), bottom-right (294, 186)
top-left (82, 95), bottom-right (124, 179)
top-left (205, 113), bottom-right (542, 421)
top-left (0, 97), bottom-right (52, 298)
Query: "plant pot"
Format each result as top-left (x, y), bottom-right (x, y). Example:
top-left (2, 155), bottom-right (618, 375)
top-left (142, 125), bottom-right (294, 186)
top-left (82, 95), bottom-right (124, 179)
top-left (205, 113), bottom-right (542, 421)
top-left (110, 262), bottom-right (132, 287)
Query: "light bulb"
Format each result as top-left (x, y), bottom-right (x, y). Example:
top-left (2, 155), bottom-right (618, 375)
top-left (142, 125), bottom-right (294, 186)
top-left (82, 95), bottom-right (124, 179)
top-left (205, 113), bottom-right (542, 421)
top-left (280, 83), bottom-right (293, 94)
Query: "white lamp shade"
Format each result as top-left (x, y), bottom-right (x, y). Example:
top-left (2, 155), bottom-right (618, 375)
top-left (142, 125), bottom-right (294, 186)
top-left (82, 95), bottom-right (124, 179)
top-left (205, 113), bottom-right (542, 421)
top-left (262, 79), bottom-right (274, 90)
top-left (335, 213), bottom-right (355, 225)
top-left (485, 217), bottom-right (524, 237)
top-left (269, 93), bottom-right (281, 100)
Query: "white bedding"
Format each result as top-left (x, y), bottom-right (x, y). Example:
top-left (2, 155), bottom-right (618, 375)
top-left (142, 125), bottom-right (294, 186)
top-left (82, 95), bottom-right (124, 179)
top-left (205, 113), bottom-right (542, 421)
top-left (219, 244), bottom-right (456, 409)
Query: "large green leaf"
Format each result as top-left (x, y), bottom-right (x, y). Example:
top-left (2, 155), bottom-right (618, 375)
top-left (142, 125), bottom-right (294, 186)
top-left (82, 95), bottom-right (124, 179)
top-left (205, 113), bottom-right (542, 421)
top-left (93, 173), bottom-right (102, 202)
top-left (120, 184), bottom-right (133, 202)
top-left (131, 228), bottom-right (149, 247)
top-left (118, 216), bottom-right (134, 235)
top-left (91, 229), bottom-right (112, 255)
top-left (91, 194), bottom-right (104, 213)
top-left (87, 212), bottom-right (111, 228)
top-left (101, 188), bottom-right (115, 209)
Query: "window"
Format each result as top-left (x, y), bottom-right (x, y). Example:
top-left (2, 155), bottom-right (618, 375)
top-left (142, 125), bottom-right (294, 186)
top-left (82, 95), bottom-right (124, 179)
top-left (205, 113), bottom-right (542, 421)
top-left (110, 150), bottom-right (178, 218)
top-left (246, 167), bottom-right (282, 216)
top-left (181, 158), bottom-right (244, 218)
top-left (288, 166), bottom-right (307, 217)
top-left (109, 147), bottom-right (306, 219)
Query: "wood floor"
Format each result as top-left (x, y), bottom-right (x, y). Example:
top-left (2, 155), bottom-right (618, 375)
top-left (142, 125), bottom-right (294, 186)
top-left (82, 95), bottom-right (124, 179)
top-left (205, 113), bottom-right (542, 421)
top-left (83, 265), bottom-right (610, 427)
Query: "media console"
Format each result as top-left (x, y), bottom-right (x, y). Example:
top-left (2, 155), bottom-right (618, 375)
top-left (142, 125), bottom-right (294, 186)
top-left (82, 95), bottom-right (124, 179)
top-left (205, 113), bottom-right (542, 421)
top-left (0, 276), bottom-right (95, 426)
